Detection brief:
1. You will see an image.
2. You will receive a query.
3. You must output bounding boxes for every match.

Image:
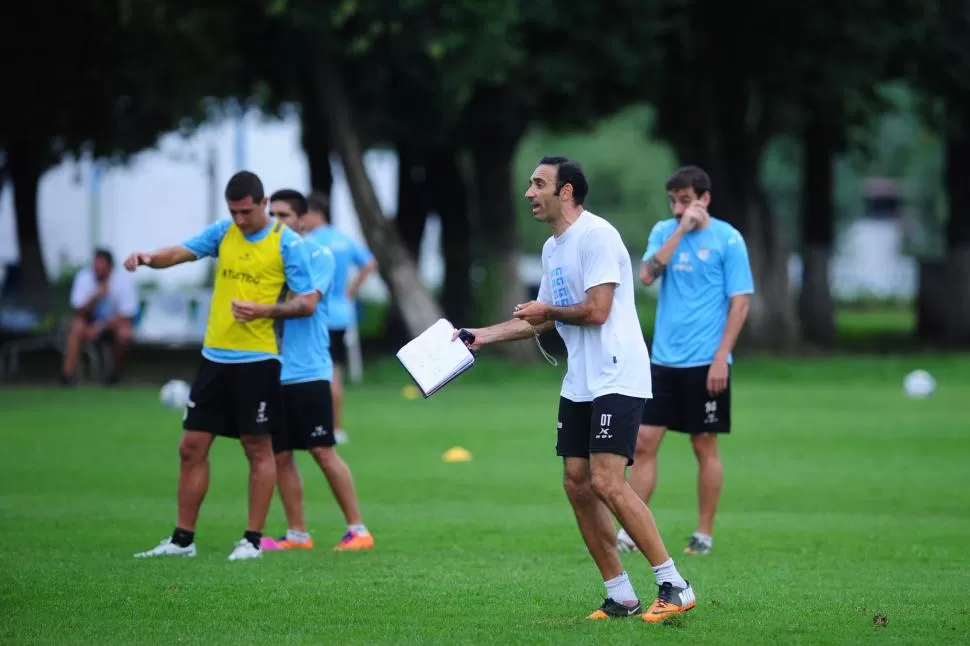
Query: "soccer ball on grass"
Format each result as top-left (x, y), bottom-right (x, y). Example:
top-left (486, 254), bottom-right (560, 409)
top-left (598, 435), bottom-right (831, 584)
top-left (902, 369), bottom-right (935, 399)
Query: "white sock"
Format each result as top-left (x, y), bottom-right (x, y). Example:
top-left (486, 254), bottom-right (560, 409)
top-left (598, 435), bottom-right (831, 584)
top-left (348, 524), bottom-right (368, 535)
top-left (651, 558), bottom-right (688, 589)
top-left (693, 532), bottom-right (713, 547)
top-left (287, 529), bottom-right (311, 543)
top-left (604, 571), bottom-right (638, 604)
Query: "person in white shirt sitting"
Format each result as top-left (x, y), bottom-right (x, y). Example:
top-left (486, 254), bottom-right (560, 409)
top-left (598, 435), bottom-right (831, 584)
top-left (60, 249), bottom-right (138, 385)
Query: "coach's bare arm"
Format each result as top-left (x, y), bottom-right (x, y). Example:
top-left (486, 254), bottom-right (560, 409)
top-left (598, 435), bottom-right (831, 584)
top-left (452, 318), bottom-right (555, 352)
top-left (123, 246), bottom-right (198, 271)
top-left (513, 283), bottom-right (616, 327)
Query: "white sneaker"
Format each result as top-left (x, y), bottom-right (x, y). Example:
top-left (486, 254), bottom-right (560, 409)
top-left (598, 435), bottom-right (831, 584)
top-left (617, 528), bottom-right (638, 553)
top-left (134, 538), bottom-right (197, 558)
top-left (228, 539), bottom-right (262, 561)
top-left (334, 429), bottom-right (349, 445)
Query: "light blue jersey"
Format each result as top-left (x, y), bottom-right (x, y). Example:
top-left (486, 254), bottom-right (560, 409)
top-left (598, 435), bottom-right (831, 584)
top-left (309, 225), bottom-right (374, 330)
top-left (643, 217), bottom-right (755, 367)
top-left (181, 218), bottom-right (314, 364)
top-left (280, 239), bottom-right (335, 384)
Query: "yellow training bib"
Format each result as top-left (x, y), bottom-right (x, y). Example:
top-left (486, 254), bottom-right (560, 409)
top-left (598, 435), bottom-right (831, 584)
top-left (205, 220), bottom-right (287, 354)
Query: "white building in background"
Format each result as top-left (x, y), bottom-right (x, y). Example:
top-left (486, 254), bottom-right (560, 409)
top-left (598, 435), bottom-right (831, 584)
top-left (0, 112), bottom-right (917, 303)
top-left (0, 107), bottom-right (445, 302)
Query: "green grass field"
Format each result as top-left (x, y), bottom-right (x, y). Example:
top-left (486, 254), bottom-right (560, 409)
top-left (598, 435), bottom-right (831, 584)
top-left (2, 355), bottom-right (969, 645)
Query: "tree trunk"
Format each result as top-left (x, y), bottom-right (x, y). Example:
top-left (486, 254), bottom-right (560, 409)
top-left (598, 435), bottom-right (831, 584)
top-left (300, 70), bottom-right (333, 195)
top-left (799, 117), bottom-right (837, 348)
top-left (917, 261), bottom-right (948, 343)
top-left (469, 129), bottom-right (535, 361)
top-left (312, 59), bottom-right (442, 337)
top-left (942, 126), bottom-right (970, 346)
top-left (7, 136), bottom-right (48, 303)
top-left (427, 146), bottom-right (473, 325)
top-left (383, 144), bottom-right (431, 349)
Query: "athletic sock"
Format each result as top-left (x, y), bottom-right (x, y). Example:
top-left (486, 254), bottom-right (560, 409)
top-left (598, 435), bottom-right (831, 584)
top-left (171, 527), bottom-right (194, 548)
top-left (651, 558), bottom-right (688, 589)
top-left (348, 524), bottom-right (368, 535)
top-left (243, 530), bottom-right (262, 550)
top-left (604, 571), bottom-right (638, 605)
top-left (286, 529), bottom-right (311, 543)
top-left (693, 532), bottom-right (713, 548)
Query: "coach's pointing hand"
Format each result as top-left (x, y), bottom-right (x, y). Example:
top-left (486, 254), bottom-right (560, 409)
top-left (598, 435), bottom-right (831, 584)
top-left (123, 252), bottom-right (152, 271)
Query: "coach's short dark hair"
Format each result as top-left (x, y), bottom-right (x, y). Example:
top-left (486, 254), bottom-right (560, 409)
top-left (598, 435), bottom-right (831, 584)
top-left (539, 156), bottom-right (589, 206)
top-left (269, 189), bottom-right (308, 216)
top-left (306, 191), bottom-right (330, 221)
top-left (94, 248), bottom-right (113, 268)
top-left (665, 165), bottom-right (711, 197)
top-left (225, 171), bottom-right (265, 202)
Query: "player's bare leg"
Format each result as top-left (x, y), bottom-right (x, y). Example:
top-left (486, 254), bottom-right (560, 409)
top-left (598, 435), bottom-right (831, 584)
top-left (331, 366), bottom-right (348, 444)
top-left (134, 430), bottom-right (214, 558)
top-left (275, 451), bottom-right (307, 531)
top-left (589, 452), bottom-right (695, 623)
top-left (176, 430), bottom-right (216, 531)
top-left (311, 446), bottom-right (372, 550)
top-left (241, 435), bottom-right (276, 532)
top-left (618, 425), bottom-right (665, 552)
top-left (563, 457), bottom-right (642, 619)
top-left (686, 433), bottom-right (721, 555)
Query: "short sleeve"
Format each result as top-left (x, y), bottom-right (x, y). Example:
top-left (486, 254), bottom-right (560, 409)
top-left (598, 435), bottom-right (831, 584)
top-left (280, 228), bottom-right (315, 295)
top-left (69, 270), bottom-right (94, 310)
top-left (580, 226), bottom-right (623, 292)
top-left (723, 228), bottom-right (755, 297)
top-left (642, 222), bottom-right (668, 261)
top-left (311, 246), bottom-right (335, 298)
top-left (350, 239), bottom-right (374, 267)
top-left (181, 219), bottom-right (231, 260)
top-left (537, 274), bottom-right (552, 304)
top-left (114, 274), bottom-right (139, 317)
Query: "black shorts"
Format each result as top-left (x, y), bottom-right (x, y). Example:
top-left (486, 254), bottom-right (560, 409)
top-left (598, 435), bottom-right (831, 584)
top-left (641, 364), bottom-right (731, 434)
top-left (274, 380), bottom-right (336, 453)
top-left (556, 394), bottom-right (645, 466)
top-left (329, 329), bottom-right (347, 366)
top-left (183, 358), bottom-right (283, 438)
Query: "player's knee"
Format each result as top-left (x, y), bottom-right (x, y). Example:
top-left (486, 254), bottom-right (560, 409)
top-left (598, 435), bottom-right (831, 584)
top-left (690, 433), bottom-right (719, 460)
top-left (274, 450), bottom-right (295, 470)
top-left (310, 446), bottom-right (339, 470)
top-left (635, 425), bottom-right (664, 457)
top-left (241, 436), bottom-right (274, 464)
top-left (562, 468), bottom-right (592, 501)
top-left (178, 437), bottom-right (208, 464)
top-left (67, 315), bottom-right (86, 338)
top-left (589, 467), bottom-right (624, 502)
top-left (114, 323), bottom-right (133, 345)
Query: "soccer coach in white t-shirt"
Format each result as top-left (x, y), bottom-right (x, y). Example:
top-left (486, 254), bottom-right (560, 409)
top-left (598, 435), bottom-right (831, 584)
top-left (455, 157), bottom-right (696, 624)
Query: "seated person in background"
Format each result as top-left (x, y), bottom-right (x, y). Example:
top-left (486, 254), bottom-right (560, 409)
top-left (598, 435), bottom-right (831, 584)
top-left (60, 248), bottom-right (138, 385)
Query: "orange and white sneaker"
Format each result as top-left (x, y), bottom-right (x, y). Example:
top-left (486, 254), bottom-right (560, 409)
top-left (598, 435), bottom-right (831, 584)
top-left (333, 530), bottom-right (374, 551)
top-left (642, 581), bottom-right (696, 623)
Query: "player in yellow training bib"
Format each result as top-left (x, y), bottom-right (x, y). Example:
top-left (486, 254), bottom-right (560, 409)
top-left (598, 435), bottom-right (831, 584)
top-left (123, 171), bottom-right (319, 562)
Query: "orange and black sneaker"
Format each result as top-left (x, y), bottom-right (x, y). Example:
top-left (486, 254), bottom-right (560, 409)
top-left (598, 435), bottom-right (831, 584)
top-left (333, 530), bottom-right (374, 551)
top-left (642, 581), bottom-right (696, 623)
top-left (587, 598), bottom-right (643, 619)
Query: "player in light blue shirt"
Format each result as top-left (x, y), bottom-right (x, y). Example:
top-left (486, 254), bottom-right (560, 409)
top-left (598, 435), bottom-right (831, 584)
top-left (259, 189), bottom-right (373, 552)
top-left (302, 191), bottom-right (378, 445)
top-left (616, 165), bottom-right (754, 558)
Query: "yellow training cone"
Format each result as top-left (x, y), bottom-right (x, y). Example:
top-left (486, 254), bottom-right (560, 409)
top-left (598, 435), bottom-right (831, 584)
top-left (443, 446), bottom-right (472, 463)
top-left (401, 384), bottom-right (421, 399)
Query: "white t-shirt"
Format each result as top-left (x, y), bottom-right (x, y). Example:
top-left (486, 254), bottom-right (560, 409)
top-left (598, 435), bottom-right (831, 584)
top-left (70, 267), bottom-right (139, 320)
top-left (537, 211), bottom-right (652, 402)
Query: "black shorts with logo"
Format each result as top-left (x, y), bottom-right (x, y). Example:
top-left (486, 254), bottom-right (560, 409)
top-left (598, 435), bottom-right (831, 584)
top-left (556, 394), bottom-right (645, 466)
top-left (183, 358), bottom-right (283, 438)
top-left (274, 380), bottom-right (336, 453)
top-left (329, 329), bottom-right (347, 367)
top-left (641, 364), bottom-right (731, 434)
